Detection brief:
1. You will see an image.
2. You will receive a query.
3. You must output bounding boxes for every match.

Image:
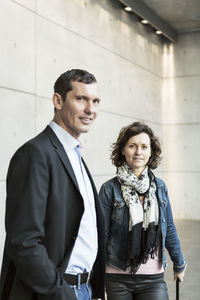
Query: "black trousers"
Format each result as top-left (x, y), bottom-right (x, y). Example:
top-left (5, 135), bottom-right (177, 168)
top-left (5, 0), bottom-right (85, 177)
top-left (106, 273), bottom-right (169, 300)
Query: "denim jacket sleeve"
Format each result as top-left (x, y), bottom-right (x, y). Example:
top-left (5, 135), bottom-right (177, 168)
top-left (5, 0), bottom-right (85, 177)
top-left (157, 178), bottom-right (187, 273)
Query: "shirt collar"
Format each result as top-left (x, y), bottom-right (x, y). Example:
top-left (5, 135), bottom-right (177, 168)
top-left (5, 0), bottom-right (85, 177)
top-left (49, 121), bottom-right (81, 152)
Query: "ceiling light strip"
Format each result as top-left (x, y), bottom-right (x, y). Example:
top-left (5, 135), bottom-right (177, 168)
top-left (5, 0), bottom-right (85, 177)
top-left (119, 0), bottom-right (177, 42)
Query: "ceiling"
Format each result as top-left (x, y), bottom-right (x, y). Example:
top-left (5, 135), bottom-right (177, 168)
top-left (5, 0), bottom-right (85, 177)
top-left (118, 0), bottom-right (200, 42)
top-left (142, 0), bottom-right (200, 33)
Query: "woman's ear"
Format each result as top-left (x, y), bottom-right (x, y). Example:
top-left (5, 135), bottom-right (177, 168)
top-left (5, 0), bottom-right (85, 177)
top-left (52, 93), bottom-right (63, 110)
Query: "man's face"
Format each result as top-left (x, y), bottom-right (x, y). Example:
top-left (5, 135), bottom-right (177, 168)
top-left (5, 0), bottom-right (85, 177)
top-left (55, 81), bottom-right (100, 139)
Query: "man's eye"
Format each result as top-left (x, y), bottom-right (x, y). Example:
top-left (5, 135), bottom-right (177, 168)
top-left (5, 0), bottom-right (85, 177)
top-left (93, 99), bottom-right (100, 104)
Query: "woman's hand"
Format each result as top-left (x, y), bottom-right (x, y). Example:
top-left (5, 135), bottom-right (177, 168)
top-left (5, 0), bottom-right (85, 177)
top-left (174, 265), bottom-right (187, 282)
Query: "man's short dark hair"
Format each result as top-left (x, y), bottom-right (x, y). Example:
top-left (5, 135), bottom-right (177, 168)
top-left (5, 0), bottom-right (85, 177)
top-left (54, 69), bottom-right (97, 101)
top-left (111, 122), bottom-right (162, 169)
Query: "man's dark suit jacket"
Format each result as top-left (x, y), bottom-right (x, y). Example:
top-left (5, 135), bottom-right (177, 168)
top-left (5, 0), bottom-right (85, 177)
top-left (0, 126), bottom-right (106, 300)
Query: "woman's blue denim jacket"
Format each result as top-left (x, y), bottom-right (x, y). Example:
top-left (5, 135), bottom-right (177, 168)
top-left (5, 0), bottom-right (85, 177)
top-left (99, 176), bottom-right (186, 273)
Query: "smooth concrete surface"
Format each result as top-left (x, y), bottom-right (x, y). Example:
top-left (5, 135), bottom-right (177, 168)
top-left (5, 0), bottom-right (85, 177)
top-left (162, 172), bottom-right (200, 220)
top-left (162, 124), bottom-right (200, 171)
top-left (162, 77), bottom-right (200, 124)
top-left (35, 96), bottom-right (53, 133)
top-left (36, 0), bottom-right (163, 77)
top-left (161, 32), bottom-right (200, 220)
top-left (165, 219), bottom-right (200, 300)
top-left (0, 88), bottom-right (35, 180)
top-left (0, 1), bottom-right (35, 93)
top-left (13, 0), bottom-right (36, 11)
top-left (163, 32), bottom-right (200, 78)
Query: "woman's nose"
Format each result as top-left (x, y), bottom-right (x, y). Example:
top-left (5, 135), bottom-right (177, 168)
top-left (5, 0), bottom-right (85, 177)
top-left (136, 147), bottom-right (142, 154)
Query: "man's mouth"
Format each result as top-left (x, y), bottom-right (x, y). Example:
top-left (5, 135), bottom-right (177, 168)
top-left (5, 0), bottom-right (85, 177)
top-left (80, 117), bottom-right (93, 124)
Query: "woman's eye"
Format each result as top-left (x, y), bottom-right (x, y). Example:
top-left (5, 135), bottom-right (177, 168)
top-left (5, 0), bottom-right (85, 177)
top-left (93, 99), bottom-right (100, 104)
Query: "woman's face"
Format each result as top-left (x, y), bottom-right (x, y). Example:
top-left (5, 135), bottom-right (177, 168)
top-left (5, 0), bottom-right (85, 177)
top-left (122, 132), bottom-right (151, 176)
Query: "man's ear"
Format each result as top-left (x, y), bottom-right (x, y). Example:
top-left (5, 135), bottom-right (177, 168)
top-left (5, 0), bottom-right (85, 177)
top-left (52, 93), bottom-right (63, 110)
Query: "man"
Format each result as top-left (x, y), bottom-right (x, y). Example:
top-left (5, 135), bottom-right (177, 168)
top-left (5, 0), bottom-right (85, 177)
top-left (0, 69), bottom-right (105, 300)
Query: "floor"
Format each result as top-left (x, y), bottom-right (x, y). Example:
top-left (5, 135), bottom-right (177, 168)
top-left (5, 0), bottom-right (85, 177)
top-left (164, 219), bottom-right (200, 300)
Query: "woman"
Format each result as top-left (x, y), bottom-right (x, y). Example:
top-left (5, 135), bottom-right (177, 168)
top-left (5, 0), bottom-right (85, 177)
top-left (99, 122), bottom-right (186, 300)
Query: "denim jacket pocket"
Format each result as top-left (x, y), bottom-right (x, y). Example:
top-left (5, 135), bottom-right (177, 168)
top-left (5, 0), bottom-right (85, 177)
top-left (161, 198), bottom-right (168, 209)
top-left (158, 185), bottom-right (168, 208)
top-left (111, 199), bottom-right (125, 221)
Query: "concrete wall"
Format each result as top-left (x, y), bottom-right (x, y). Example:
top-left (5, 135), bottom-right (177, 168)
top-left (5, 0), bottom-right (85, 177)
top-left (0, 0), bottom-right (199, 265)
top-left (162, 32), bottom-right (200, 219)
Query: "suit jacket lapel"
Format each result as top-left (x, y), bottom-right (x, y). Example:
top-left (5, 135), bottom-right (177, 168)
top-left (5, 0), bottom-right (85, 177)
top-left (82, 158), bottom-right (105, 253)
top-left (82, 159), bottom-right (98, 199)
top-left (82, 159), bottom-right (104, 218)
top-left (44, 125), bottom-right (103, 221)
top-left (44, 125), bottom-right (80, 192)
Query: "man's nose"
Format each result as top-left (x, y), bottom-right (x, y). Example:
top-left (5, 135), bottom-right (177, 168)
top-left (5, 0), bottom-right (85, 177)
top-left (85, 100), bottom-right (95, 113)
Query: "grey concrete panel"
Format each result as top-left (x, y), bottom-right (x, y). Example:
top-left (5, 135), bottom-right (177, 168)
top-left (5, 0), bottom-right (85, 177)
top-left (36, 11), bottom-right (163, 125)
top-left (36, 0), bottom-right (122, 65)
top-left (162, 171), bottom-right (200, 219)
top-left (11, 0), bottom-right (36, 11)
top-left (162, 124), bottom-right (200, 172)
top-left (119, 9), bottom-right (163, 77)
top-left (36, 0), bottom-right (163, 77)
top-left (162, 76), bottom-right (200, 124)
top-left (35, 96), bottom-right (53, 134)
top-left (118, 60), bottom-right (162, 123)
top-left (163, 32), bottom-right (200, 77)
top-left (0, 88), bottom-right (35, 180)
top-left (36, 15), bottom-right (113, 98)
top-left (0, 1), bottom-right (35, 92)
top-left (161, 31), bottom-right (200, 221)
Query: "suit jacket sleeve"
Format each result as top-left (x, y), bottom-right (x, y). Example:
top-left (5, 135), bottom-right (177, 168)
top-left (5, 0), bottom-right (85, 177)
top-left (5, 142), bottom-right (76, 299)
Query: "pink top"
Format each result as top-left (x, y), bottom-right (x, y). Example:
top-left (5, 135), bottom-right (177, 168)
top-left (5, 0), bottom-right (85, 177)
top-left (106, 252), bottom-right (164, 275)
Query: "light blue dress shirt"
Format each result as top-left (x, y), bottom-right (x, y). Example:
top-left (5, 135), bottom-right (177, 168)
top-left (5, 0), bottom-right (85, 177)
top-left (49, 121), bottom-right (98, 274)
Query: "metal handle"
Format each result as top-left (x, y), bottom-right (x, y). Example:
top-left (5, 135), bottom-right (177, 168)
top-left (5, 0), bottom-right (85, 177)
top-left (176, 279), bottom-right (179, 300)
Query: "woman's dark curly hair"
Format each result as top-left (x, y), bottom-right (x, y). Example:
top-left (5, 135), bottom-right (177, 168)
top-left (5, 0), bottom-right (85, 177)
top-left (111, 122), bottom-right (162, 169)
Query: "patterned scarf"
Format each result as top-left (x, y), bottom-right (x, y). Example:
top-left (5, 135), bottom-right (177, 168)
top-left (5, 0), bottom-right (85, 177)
top-left (117, 163), bottom-right (161, 273)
